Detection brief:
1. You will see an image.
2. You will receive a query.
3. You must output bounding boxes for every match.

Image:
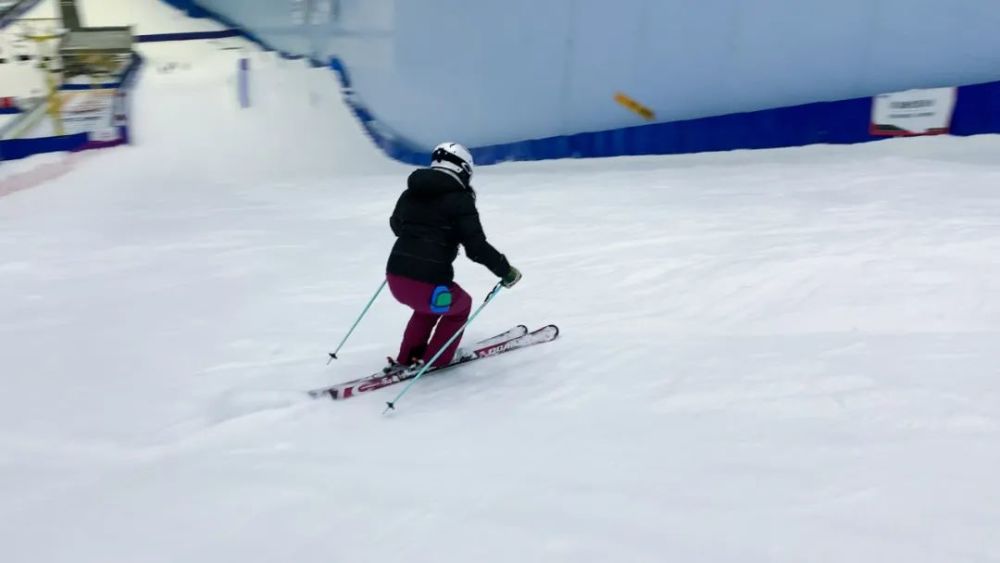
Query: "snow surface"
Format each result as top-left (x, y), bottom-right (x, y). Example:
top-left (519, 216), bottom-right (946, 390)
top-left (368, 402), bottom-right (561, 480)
top-left (81, 0), bottom-right (227, 35)
top-left (3, 3), bottom-right (1000, 563)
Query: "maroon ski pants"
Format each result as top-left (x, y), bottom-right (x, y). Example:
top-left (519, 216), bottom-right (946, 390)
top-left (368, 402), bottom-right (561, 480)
top-left (386, 273), bottom-right (472, 367)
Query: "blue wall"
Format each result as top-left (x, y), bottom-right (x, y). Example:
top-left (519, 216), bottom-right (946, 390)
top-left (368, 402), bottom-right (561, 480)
top-left (173, 0), bottom-right (1000, 152)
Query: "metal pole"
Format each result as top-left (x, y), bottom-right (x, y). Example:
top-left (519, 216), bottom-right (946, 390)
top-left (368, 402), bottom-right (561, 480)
top-left (328, 278), bottom-right (387, 363)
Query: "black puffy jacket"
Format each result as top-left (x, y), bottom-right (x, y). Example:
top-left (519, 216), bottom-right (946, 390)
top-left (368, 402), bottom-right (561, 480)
top-left (386, 168), bottom-right (511, 284)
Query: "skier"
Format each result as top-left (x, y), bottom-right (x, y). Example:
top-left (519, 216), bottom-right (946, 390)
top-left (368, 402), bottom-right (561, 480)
top-left (385, 142), bottom-right (521, 370)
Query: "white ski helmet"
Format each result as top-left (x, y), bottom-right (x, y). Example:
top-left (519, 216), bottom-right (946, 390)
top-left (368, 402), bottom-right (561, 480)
top-left (430, 142), bottom-right (474, 184)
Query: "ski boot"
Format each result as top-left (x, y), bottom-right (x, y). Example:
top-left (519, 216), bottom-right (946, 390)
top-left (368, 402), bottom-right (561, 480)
top-left (382, 356), bottom-right (425, 375)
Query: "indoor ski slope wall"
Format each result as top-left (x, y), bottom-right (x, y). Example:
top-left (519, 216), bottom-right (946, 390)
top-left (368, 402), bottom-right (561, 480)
top-left (162, 0), bottom-right (1000, 156)
top-left (7, 0), bottom-right (1000, 165)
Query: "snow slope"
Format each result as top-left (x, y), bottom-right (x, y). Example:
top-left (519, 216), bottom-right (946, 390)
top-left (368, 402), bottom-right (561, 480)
top-left (2, 3), bottom-right (1000, 562)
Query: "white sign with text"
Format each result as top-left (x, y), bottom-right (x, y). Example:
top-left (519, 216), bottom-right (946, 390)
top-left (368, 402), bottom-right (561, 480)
top-left (871, 87), bottom-right (957, 136)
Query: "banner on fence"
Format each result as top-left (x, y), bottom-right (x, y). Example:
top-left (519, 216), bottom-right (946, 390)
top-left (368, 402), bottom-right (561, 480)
top-left (870, 87), bottom-right (957, 137)
top-left (60, 88), bottom-right (120, 141)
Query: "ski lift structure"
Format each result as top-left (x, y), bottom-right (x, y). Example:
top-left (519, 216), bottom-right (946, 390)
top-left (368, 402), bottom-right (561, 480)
top-left (58, 26), bottom-right (134, 85)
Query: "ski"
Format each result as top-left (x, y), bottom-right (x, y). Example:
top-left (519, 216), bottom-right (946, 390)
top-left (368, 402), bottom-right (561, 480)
top-left (308, 325), bottom-right (526, 399)
top-left (308, 324), bottom-right (558, 400)
top-left (458, 324), bottom-right (528, 354)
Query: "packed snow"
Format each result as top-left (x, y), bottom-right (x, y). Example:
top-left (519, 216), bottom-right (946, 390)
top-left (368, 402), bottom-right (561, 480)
top-left (2, 2), bottom-right (1000, 562)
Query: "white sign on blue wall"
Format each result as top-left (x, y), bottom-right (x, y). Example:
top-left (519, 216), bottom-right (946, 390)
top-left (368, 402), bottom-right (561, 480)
top-left (870, 87), bottom-right (957, 136)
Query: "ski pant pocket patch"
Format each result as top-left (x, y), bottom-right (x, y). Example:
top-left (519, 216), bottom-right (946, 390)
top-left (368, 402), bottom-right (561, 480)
top-left (429, 285), bottom-right (453, 314)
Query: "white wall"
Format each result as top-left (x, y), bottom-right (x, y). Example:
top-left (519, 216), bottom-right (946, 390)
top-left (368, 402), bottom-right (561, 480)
top-left (173, 0), bottom-right (1000, 149)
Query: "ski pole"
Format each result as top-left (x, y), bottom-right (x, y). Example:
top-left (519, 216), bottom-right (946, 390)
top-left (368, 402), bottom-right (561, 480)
top-left (328, 279), bottom-right (387, 364)
top-left (384, 281), bottom-right (504, 413)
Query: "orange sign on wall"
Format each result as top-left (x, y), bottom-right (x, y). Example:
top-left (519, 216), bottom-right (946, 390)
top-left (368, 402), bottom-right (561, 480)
top-left (614, 92), bottom-right (655, 121)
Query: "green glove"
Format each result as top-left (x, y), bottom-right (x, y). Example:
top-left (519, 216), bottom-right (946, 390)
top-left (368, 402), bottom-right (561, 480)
top-left (502, 266), bottom-right (522, 288)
